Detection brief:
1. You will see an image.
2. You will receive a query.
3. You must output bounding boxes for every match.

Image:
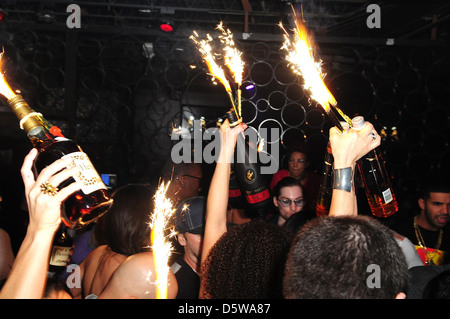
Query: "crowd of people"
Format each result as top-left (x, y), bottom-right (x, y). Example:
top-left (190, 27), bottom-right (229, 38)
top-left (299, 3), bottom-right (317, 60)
top-left (0, 118), bottom-right (449, 300)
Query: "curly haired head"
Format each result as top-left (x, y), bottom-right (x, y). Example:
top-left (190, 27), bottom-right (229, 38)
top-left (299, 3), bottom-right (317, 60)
top-left (201, 220), bottom-right (292, 299)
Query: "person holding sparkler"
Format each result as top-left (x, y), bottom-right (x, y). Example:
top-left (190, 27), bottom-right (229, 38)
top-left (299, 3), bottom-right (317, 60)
top-left (199, 119), bottom-right (292, 299)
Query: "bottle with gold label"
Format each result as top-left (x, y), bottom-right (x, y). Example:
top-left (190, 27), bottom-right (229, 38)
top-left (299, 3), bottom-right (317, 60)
top-left (49, 224), bottom-right (73, 274)
top-left (226, 110), bottom-right (271, 218)
top-left (6, 94), bottom-right (113, 229)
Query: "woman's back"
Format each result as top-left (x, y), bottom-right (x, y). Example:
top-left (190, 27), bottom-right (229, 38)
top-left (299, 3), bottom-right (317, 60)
top-left (81, 245), bottom-right (127, 297)
top-left (70, 183), bottom-right (154, 298)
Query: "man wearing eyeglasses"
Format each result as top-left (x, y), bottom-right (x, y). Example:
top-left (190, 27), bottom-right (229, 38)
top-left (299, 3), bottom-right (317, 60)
top-left (162, 161), bottom-right (204, 207)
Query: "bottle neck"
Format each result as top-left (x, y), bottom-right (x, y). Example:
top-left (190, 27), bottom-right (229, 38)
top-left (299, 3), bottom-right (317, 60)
top-left (7, 94), bottom-right (63, 148)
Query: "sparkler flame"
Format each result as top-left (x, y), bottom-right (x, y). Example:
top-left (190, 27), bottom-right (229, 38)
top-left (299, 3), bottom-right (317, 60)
top-left (190, 24), bottom-right (243, 120)
top-left (0, 51), bottom-right (17, 100)
top-left (216, 22), bottom-right (245, 86)
top-left (190, 31), bottom-right (232, 93)
top-left (257, 138), bottom-right (265, 153)
top-left (279, 14), bottom-right (336, 112)
top-left (150, 181), bottom-right (177, 299)
top-left (216, 22), bottom-right (245, 117)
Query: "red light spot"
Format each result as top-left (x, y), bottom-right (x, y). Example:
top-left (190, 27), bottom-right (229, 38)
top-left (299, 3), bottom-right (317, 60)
top-left (0, 10), bottom-right (6, 24)
top-left (75, 194), bottom-right (83, 200)
top-left (160, 23), bottom-right (173, 32)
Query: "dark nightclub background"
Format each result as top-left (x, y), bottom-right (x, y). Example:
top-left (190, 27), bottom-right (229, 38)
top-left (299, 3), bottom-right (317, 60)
top-left (0, 1), bottom-right (448, 252)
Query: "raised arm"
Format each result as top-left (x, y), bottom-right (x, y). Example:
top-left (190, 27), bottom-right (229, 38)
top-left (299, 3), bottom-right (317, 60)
top-left (0, 148), bottom-right (81, 299)
top-left (201, 119), bottom-right (246, 266)
top-left (328, 121), bottom-right (380, 217)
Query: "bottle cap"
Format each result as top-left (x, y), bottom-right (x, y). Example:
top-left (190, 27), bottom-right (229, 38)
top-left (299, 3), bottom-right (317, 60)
top-left (351, 116), bottom-right (366, 129)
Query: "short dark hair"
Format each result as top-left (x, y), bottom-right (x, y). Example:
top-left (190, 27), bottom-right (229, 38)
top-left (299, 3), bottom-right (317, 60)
top-left (418, 178), bottom-right (450, 201)
top-left (272, 176), bottom-right (305, 198)
top-left (283, 216), bottom-right (408, 299)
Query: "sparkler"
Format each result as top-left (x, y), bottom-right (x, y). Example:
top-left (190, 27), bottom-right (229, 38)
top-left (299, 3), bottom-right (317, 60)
top-left (279, 8), bottom-right (352, 132)
top-left (0, 51), bottom-right (17, 100)
top-left (149, 181), bottom-right (177, 299)
top-left (216, 22), bottom-right (245, 118)
top-left (190, 23), bottom-right (244, 121)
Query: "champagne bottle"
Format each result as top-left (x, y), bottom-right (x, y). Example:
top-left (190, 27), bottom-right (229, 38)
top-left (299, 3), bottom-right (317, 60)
top-left (315, 141), bottom-right (334, 216)
top-left (315, 122), bottom-right (349, 216)
top-left (352, 116), bottom-right (398, 218)
top-left (226, 110), bottom-right (271, 218)
top-left (7, 94), bottom-right (113, 229)
top-left (228, 162), bottom-right (246, 209)
top-left (48, 224), bottom-right (73, 274)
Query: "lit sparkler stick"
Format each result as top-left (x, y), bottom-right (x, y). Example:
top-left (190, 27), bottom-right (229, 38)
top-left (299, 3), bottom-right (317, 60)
top-left (0, 51), bottom-right (17, 100)
top-left (190, 31), bottom-right (240, 120)
top-left (150, 181), bottom-right (177, 299)
top-left (216, 22), bottom-right (245, 118)
top-left (279, 9), bottom-right (352, 131)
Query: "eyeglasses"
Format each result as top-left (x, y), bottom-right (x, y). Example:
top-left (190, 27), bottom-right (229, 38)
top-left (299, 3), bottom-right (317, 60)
top-left (277, 198), bottom-right (305, 207)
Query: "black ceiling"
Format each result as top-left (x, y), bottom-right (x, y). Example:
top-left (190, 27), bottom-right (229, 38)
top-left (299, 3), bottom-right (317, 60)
top-left (1, 1), bottom-right (449, 45)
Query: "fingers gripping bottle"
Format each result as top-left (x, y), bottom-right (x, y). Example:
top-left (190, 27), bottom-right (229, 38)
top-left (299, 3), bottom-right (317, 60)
top-left (352, 116), bottom-right (398, 218)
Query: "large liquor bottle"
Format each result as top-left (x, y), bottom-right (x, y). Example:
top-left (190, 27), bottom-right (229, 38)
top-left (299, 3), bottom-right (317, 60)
top-left (7, 94), bottom-right (113, 229)
top-left (226, 110), bottom-right (271, 218)
top-left (352, 116), bottom-right (398, 218)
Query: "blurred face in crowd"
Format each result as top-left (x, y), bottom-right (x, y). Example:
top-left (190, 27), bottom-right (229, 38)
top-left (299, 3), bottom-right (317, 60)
top-left (273, 185), bottom-right (304, 225)
top-left (419, 192), bottom-right (450, 231)
top-left (288, 151), bottom-right (308, 179)
top-left (177, 231), bottom-right (203, 272)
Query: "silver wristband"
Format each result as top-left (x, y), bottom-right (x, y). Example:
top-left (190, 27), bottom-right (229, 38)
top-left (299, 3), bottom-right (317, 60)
top-left (333, 167), bottom-right (353, 192)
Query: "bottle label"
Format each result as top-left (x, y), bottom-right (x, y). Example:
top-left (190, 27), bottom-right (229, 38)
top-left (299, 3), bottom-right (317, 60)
top-left (245, 188), bottom-right (270, 204)
top-left (382, 188), bottom-right (393, 204)
top-left (62, 152), bottom-right (107, 194)
top-left (49, 246), bottom-right (72, 266)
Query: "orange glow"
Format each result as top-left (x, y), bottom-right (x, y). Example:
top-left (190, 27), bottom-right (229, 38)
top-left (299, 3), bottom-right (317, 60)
top-left (190, 29), bottom-right (240, 120)
top-left (190, 31), bottom-right (232, 93)
top-left (279, 12), bottom-right (336, 112)
top-left (0, 51), bottom-right (17, 100)
top-left (150, 181), bottom-right (176, 299)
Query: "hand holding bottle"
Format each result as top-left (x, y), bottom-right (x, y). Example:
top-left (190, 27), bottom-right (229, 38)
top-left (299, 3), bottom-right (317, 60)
top-left (329, 121), bottom-right (381, 169)
top-left (0, 149), bottom-right (83, 299)
top-left (218, 118), bottom-right (247, 164)
top-left (328, 121), bottom-right (380, 217)
top-left (21, 148), bottom-right (82, 234)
